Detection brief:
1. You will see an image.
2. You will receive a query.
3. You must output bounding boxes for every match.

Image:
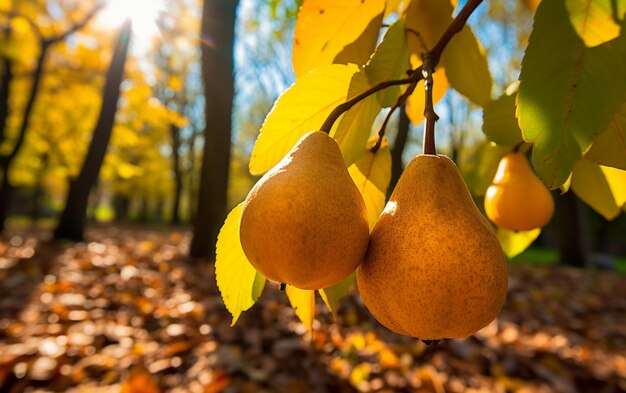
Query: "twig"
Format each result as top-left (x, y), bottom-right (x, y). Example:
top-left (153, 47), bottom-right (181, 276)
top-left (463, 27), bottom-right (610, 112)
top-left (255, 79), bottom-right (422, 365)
top-left (318, 0), bottom-right (484, 136)
top-left (319, 73), bottom-right (421, 133)
top-left (429, 0), bottom-right (483, 66)
top-left (371, 81), bottom-right (419, 153)
top-left (371, 105), bottom-right (399, 153)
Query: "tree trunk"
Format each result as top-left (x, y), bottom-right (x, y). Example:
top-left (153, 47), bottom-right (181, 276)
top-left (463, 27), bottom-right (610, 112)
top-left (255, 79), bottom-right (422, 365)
top-left (389, 104), bottom-right (410, 200)
top-left (0, 54), bottom-right (13, 146)
top-left (170, 123), bottom-right (183, 224)
top-left (53, 22), bottom-right (131, 241)
top-left (0, 42), bottom-right (49, 232)
top-left (114, 194), bottom-right (131, 222)
top-left (30, 152), bottom-right (49, 226)
top-left (138, 197), bottom-right (149, 223)
top-left (189, 0), bottom-right (238, 259)
top-left (187, 128), bottom-right (200, 223)
top-left (557, 191), bottom-right (588, 267)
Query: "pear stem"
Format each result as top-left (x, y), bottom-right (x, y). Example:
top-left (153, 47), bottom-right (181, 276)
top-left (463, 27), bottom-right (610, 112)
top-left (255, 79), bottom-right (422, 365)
top-left (318, 0), bottom-right (484, 136)
top-left (422, 57), bottom-right (439, 155)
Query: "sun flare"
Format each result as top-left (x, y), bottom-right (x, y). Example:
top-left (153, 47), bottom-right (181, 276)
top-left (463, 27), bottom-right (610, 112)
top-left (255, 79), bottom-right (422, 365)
top-left (98, 0), bottom-right (162, 44)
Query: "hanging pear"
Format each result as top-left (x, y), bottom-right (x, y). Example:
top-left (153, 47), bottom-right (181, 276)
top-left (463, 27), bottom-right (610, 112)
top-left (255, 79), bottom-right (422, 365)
top-left (484, 152), bottom-right (554, 231)
top-left (357, 155), bottom-right (508, 339)
top-left (240, 131), bottom-right (369, 290)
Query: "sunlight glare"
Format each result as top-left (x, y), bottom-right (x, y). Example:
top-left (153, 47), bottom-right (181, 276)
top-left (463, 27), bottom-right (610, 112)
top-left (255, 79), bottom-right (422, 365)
top-left (98, 0), bottom-right (162, 44)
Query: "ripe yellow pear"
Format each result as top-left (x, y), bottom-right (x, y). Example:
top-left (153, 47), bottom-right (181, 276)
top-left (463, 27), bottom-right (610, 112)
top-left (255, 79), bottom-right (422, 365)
top-left (484, 152), bottom-right (554, 231)
top-left (357, 155), bottom-right (508, 339)
top-left (240, 131), bottom-right (369, 290)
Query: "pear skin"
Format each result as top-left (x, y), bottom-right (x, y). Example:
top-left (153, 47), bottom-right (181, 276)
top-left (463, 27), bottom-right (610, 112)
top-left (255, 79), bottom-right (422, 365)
top-left (357, 155), bottom-right (508, 339)
top-left (484, 152), bottom-right (554, 231)
top-left (240, 131), bottom-right (369, 290)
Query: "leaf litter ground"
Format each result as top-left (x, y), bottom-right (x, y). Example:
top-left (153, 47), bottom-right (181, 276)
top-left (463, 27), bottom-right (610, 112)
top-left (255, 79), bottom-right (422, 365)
top-left (0, 228), bottom-right (625, 392)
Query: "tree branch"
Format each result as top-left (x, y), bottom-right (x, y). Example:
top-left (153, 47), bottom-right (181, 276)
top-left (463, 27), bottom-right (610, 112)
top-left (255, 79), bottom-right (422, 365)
top-left (46, 4), bottom-right (103, 44)
top-left (318, 0), bottom-right (484, 136)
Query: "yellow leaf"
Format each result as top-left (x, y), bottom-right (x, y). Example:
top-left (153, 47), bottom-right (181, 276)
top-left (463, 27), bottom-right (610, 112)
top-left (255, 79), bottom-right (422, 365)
top-left (442, 25), bottom-right (492, 107)
top-left (215, 203), bottom-right (266, 326)
top-left (348, 136), bottom-right (392, 229)
top-left (496, 228), bottom-right (541, 259)
top-left (350, 363), bottom-right (371, 386)
top-left (405, 0), bottom-right (491, 107)
top-left (120, 366), bottom-right (160, 393)
top-left (524, 0), bottom-right (542, 12)
top-left (405, 69), bottom-right (449, 126)
top-left (249, 64), bottom-right (362, 175)
top-left (292, 0), bottom-right (385, 78)
top-left (405, 0), bottom-right (452, 62)
top-left (319, 273), bottom-right (355, 318)
top-left (571, 160), bottom-right (626, 220)
top-left (10, 17), bottom-right (30, 34)
top-left (602, 165), bottom-right (626, 207)
top-left (332, 71), bottom-right (381, 166)
top-left (285, 285), bottom-right (316, 333)
top-left (117, 162), bottom-right (143, 179)
top-left (565, 0), bottom-right (625, 47)
top-left (168, 75), bottom-right (182, 91)
top-left (586, 101), bottom-right (626, 170)
top-left (384, 0), bottom-right (405, 16)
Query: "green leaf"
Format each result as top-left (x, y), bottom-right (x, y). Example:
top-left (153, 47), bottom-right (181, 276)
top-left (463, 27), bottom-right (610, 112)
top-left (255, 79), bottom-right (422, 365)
top-left (292, 0), bottom-right (385, 78)
top-left (332, 71), bottom-right (382, 166)
top-left (249, 64), bottom-right (359, 175)
top-left (285, 285), bottom-right (316, 333)
top-left (571, 159), bottom-right (626, 220)
top-left (496, 228), bottom-right (542, 259)
top-left (517, 0), bottom-right (626, 188)
top-left (319, 273), bottom-right (355, 318)
top-left (364, 19), bottom-right (410, 107)
top-left (482, 92), bottom-right (523, 147)
top-left (347, 136), bottom-right (392, 229)
top-left (215, 203), bottom-right (266, 326)
top-left (565, 0), bottom-right (626, 47)
top-left (462, 141), bottom-right (509, 196)
top-left (442, 25), bottom-right (493, 107)
top-left (586, 101), bottom-right (626, 170)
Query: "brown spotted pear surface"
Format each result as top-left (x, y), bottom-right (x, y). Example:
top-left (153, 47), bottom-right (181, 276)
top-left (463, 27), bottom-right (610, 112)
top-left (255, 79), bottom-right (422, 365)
top-left (357, 155), bottom-right (507, 339)
top-left (240, 131), bottom-right (369, 290)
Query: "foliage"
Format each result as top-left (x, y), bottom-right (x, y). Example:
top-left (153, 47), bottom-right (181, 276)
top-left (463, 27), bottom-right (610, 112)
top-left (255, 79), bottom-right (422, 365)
top-left (216, 0), bottom-right (626, 328)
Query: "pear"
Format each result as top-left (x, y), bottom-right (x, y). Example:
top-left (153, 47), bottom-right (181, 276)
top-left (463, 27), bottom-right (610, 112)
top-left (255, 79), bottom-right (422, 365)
top-left (357, 155), bottom-right (507, 339)
top-left (240, 131), bottom-right (369, 290)
top-left (484, 152), bottom-right (554, 231)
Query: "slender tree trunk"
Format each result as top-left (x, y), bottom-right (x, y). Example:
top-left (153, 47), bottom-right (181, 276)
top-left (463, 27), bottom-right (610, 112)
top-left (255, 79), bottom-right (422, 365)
top-left (53, 22), bottom-right (131, 241)
top-left (389, 104), bottom-right (410, 200)
top-left (87, 180), bottom-right (101, 223)
top-left (170, 123), bottom-right (183, 224)
top-left (0, 54), bottom-right (13, 145)
top-left (558, 191), bottom-right (588, 267)
top-left (114, 194), bottom-right (131, 222)
top-left (30, 152), bottom-right (49, 226)
top-left (187, 128), bottom-right (200, 223)
top-left (138, 197), bottom-right (149, 223)
top-left (189, 0), bottom-right (238, 259)
top-left (0, 42), bottom-right (49, 232)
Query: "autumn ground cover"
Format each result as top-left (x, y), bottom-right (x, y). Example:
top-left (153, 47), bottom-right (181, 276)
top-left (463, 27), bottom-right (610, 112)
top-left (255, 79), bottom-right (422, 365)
top-left (0, 228), bottom-right (625, 393)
